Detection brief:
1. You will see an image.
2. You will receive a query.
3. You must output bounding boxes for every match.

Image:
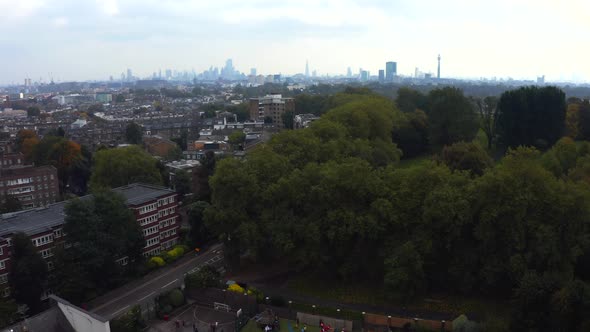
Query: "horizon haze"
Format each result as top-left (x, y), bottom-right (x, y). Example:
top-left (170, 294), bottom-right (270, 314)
top-left (1, 0), bottom-right (589, 85)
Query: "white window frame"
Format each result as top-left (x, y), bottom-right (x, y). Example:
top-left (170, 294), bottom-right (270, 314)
top-left (0, 274), bottom-right (7, 284)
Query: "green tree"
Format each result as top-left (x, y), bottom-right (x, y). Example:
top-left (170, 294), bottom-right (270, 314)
top-left (578, 100), bottom-right (590, 141)
top-left (541, 137), bottom-right (578, 177)
top-left (228, 131), bottom-right (246, 148)
top-left (110, 305), bottom-right (145, 332)
top-left (173, 169), bottom-right (191, 199)
top-left (496, 86), bottom-right (566, 150)
top-left (125, 122), bottom-right (143, 145)
top-left (438, 141), bottom-right (493, 176)
top-left (384, 242), bottom-right (425, 304)
top-left (427, 87), bottom-right (479, 147)
top-left (474, 96), bottom-right (498, 149)
top-left (26, 106), bottom-right (40, 117)
top-left (395, 87), bottom-right (429, 113)
top-left (0, 298), bottom-right (18, 327)
top-left (165, 145), bottom-right (182, 161)
top-left (187, 201), bottom-right (212, 247)
top-left (0, 195), bottom-right (22, 213)
top-left (54, 191), bottom-right (145, 304)
top-left (282, 110), bottom-right (294, 129)
top-left (115, 94), bottom-right (126, 103)
top-left (9, 233), bottom-right (48, 313)
top-left (90, 146), bottom-right (163, 189)
top-left (392, 110), bottom-right (429, 158)
top-left (32, 136), bottom-right (82, 194)
top-left (185, 265), bottom-right (221, 289)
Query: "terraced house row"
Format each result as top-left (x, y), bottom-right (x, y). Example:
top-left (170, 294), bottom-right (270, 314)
top-left (0, 183), bottom-right (180, 299)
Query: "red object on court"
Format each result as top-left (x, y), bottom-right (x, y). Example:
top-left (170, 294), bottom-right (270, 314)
top-left (164, 315), bottom-right (169, 321)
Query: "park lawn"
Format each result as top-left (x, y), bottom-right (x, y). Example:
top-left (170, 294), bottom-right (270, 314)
top-left (243, 319), bottom-right (321, 332)
top-left (287, 274), bottom-right (510, 320)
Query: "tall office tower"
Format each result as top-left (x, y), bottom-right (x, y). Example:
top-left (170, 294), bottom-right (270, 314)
top-left (165, 69), bottom-right (172, 79)
top-left (250, 68), bottom-right (257, 76)
top-left (437, 54), bottom-right (441, 79)
top-left (305, 60), bottom-right (310, 78)
top-left (159, 69), bottom-right (162, 79)
top-left (312, 70), bottom-right (317, 77)
top-left (109, 75), bottom-right (113, 81)
top-left (378, 70), bottom-right (385, 82)
top-left (127, 68), bottom-right (132, 81)
top-left (121, 73), bottom-right (125, 81)
top-left (347, 67), bottom-right (352, 77)
top-left (385, 61), bottom-right (397, 81)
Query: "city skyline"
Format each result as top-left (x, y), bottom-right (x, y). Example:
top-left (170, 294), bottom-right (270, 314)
top-left (2, 0), bottom-right (590, 84)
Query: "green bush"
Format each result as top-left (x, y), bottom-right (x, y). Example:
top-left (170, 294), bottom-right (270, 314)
top-left (147, 256), bottom-right (165, 269)
top-left (185, 265), bottom-right (221, 290)
top-left (168, 289), bottom-right (184, 307)
top-left (172, 246), bottom-right (185, 256)
top-left (161, 251), bottom-right (174, 263)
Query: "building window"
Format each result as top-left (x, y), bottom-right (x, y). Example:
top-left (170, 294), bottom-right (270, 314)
top-left (40, 248), bottom-right (53, 258)
top-left (0, 274), bottom-right (7, 284)
top-left (0, 260), bottom-right (6, 270)
top-left (0, 246), bottom-right (2, 255)
top-left (116, 257), bottom-right (129, 266)
top-left (2, 288), bottom-right (10, 298)
top-left (53, 229), bottom-right (62, 238)
top-left (47, 261), bottom-right (54, 271)
top-left (32, 234), bottom-right (54, 247)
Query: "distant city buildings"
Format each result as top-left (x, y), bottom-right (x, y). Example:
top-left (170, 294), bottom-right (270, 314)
top-left (305, 60), bottom-right (310, 78)
top-left (437, 54), bottom-right (441, 80)
top-left (386, 61), bottom-right (397, 81)
top-left (379, 69), bottom-right (385, 82)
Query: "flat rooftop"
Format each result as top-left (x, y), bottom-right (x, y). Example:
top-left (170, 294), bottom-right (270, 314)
top-left (0, 183), bottom-right (175, 238)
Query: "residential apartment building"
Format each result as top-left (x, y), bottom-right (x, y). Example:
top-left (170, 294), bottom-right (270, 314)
top-left (0, 183), bottom-right (180, 299)
top-left (249, 94), bottom-right (295, 128)
top-left (0, 165), bottom-right (59, 209)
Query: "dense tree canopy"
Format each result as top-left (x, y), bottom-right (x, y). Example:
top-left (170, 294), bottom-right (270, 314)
top-left (90, 146), bottom-right (162, 189)
top-left (9, 233), bottom-right (48, 314)
top-left (206, 88), bottom-right (590, 328)
top-left (53, 191), bottom-right (144, 303)
top-left (426, 87), bottom-right (479, 147)
top-left (125, 122), bottom-right (143, 145)
top-left (496, 86), bottom-right (566, 150)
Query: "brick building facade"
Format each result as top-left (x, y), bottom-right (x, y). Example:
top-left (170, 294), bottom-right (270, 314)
top-left (0, 165), bottom-right (59, 209)
top-left (0, 183), bottom-right (180, 299)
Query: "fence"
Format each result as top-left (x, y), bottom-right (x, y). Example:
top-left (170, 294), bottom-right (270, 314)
top-left (297, 312), bottom-right (354, 332)
top-left (364, 313), bottom-right (452, 331)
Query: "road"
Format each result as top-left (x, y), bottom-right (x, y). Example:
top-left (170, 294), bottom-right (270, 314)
top-left (89, 243), bottom-right (224, 320)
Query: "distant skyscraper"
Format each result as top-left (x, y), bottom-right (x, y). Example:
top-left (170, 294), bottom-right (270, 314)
top-left (437, 54), bottom-right (441, 79)
top-left (347, 67), bottom-right (352, 77)
top-left (378, 70), bottom-right (385, 82)
top-left (165, 69), bottom-right (172, 79)
top-left (305, 60), bottom-right (310, 78)
top-left (385, 62), bottom-right (397, 81)
top-left (312, 70), bottom-right (317, 77)
top-left (159, 69), bottom-right (162, 79)
top-left (360, 70), bottom-right (369, 82)
top-left (127, 68), bottom-right (132, 81)
top-left (250, 68), bottom-right (257, 76)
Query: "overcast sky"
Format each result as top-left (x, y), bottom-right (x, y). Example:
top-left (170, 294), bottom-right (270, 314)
top-left (1, 0), bottom-right (589, 85)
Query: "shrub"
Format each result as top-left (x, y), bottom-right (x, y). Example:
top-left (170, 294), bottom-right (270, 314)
top-left (185, 265), bottom-right (221, 290)
top-left (148, 256), bottom-right (165, 269)
top-left (172, 245), bottom-right (185, 256)
top-left (168, 289), bottom-right (184, 307)
top-left (228, 283), bottom-right (245, 294)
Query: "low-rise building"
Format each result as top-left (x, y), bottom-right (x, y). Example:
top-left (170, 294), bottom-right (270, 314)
top-left (0, 165), bottom-right (59, 209)
top-left (249, 94), bottom-right (294, 128)
top-left (0, 183), bottom-right (180, 299)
